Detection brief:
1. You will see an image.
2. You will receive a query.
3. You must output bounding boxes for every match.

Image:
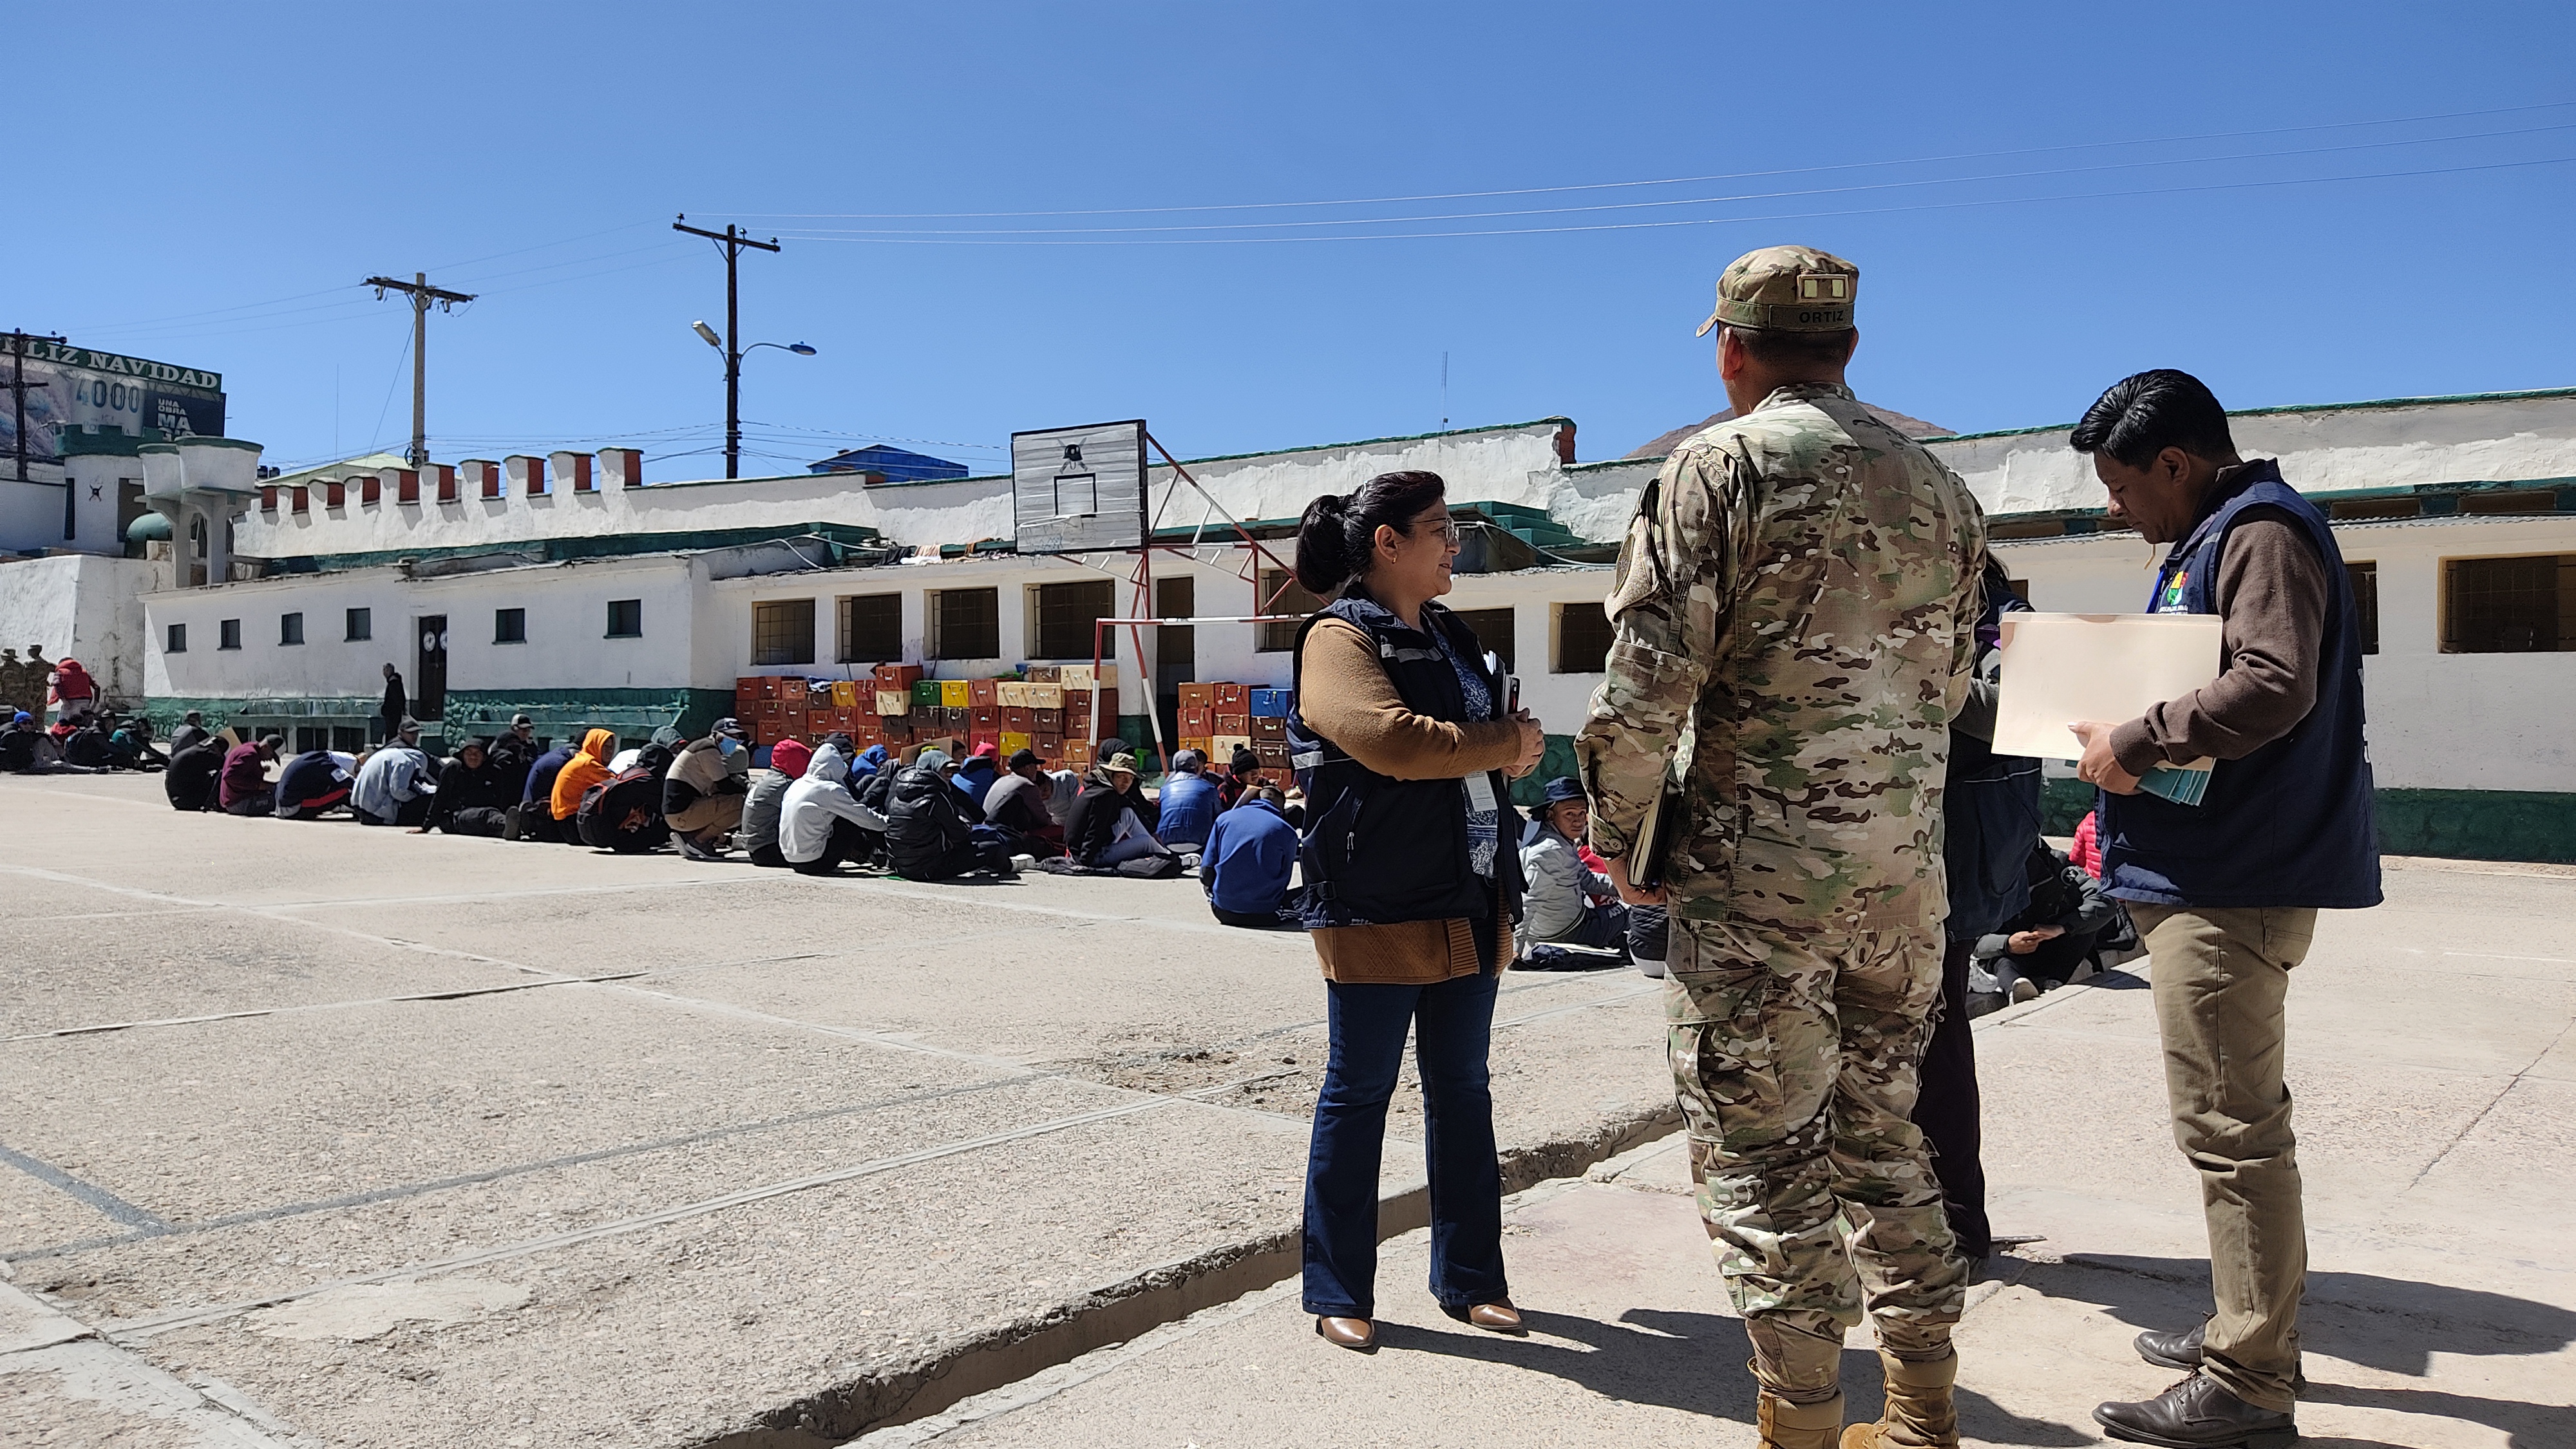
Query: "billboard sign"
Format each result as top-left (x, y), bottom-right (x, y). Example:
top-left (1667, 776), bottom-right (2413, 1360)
top-left (1010, 419), bottom-right (1147, 554)
top-left (0, 340), bottom-right (225, 464)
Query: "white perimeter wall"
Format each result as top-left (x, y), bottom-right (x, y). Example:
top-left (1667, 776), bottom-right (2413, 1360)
top-left (1998, 513), bottom-right (2576, 792)
top-left (0, 552), bottom-right (167, 705)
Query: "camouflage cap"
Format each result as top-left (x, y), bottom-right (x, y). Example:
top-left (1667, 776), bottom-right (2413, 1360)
top-left (1696, 245), bottom-right (1859, 337)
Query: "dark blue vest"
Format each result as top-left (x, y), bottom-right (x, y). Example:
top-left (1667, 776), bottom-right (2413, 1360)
top-left (2099, 462), bottom-right (2382, 909)
top-left (1287, 594), bottom-right (1527, 930)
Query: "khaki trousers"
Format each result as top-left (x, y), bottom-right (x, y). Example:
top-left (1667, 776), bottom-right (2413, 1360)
top-left (2128, 903), bottom-right (2314, 1414)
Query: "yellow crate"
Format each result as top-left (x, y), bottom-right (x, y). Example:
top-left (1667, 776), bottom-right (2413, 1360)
top-left (999, 731), bottom-right (1032, 755)
top-left (938, 679), bottom-right (971, 708)
top-left (830, 680), bottom-right (860, 708)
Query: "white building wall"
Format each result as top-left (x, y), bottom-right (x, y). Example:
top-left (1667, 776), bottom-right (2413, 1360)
top-left (0, 551), bottom-right (167, 705)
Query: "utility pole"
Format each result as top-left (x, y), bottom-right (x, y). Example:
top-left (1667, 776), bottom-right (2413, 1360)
top-left (673, 214), bottom-right (781, 479)
top-left (6, 330), bottom-right (66, 483)
top-left (363, 273), bottom-right (475, 468)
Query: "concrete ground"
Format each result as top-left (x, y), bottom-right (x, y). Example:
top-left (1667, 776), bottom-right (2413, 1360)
top-left (3, 773), bottom-right (2571, 1448)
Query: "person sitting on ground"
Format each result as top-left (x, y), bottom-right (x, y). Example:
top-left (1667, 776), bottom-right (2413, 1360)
top-left (1044, 766), bottom-right (1082, 830)
top-left (1202, 785), bottom-right (1302, 928)
top-left (516, 732), bottom-right (581, 842)
top-left (663, 719), bottom-right (754, 860)
top-left (579, 739), bottom-right (677, 852)
top-left (1153, 748), bottom-right (1222, 852)
top-left (273, 747), bottom-right (356, 820)
top-left (847, 742), bottom-right (890, 786)
top-left (1, 710), bottom-right (100, 774)
top-left (782, 741), bottom-right (889, 875)
top-left (738, 737), bottom-right (810, 867)
top-left (549, 729), bottom-right (618, 836)
top-left (59, 714), bottom-right (125, 770)
top-left (1518, 776), bottom-right (1629, 951)
top-left (219, 735), bottom-right (283, 814)
top-left (168, 710), bottom-right (211, 759)
top-left (419, 737), bottom-right (514, 837)
top-left (982, 748), bottom-right (1068, 857)
top-left (953, 743), bottom-right (1001, 804)
top-left (1217, 746), bottom-right (1264, 811)
top-left (1065, 752), bottom-right (1173, 867)
top-left (352, 721), bottom-right (439, 827)
top-left (485, 714), bottom-right (539, 783)
top-left (109, 714), bottom-right (166, 771)
top-left (164, 734), bottom-right (226, 810)
top-left (1975, 838), bottom-right (2123, 1001)
top-left (2070, 808), bottom-right (2103, 879)
top-left (884, 747), bottom-right (1018, 881)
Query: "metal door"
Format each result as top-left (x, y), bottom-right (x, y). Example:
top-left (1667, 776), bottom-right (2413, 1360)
top-left (415, 615), bottom-right (448, 721)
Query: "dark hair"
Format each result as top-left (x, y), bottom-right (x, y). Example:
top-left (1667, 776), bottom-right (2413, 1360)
top-left (2070, 369), bottom-right (2237, 469)
top-left (1293, 469), bottom-right (1448, 597)
top-left (1721, 324), bottom-right (1856, 370)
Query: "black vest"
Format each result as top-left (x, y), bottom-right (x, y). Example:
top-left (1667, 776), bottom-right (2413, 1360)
top-left (1288, 595), bottom-right (1526, 929)
top-left (2099, 463), bottom-right (2382, 909)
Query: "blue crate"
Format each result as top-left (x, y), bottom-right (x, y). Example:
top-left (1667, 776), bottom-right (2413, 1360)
top-left (1248, 688), bottom-right (1289, 718)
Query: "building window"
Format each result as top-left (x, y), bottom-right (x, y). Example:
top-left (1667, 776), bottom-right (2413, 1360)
top-left (1031, 578), bottom-right (1115, 659)
top-left (929, 587), bottom-right (999, 659)
top-left (166, 622), bottom-right (187, 654)
top-left (1256, 569), bottom-right (1326, 652)
top-left (346, 607), bottom-right (372, 641)
top-left (495, 607), bottom-right (527, 645)
top-left (753, 598), bottom-right (817, 665)
top-left (1450, 608), bottom-right (1517, 671)
top-left (279, 612), bottom-right (305, 646)
top-left (2346, 561), bottom-right (2379, 656)
top-left (837, 592), bottom-right (902, 663)
top-left (219, 618), bottom-right (241, 650)
top-left (1555, 601), bottom-right (1613, 674)
top-left (606, 598), bottom-right (643, 638)
top-left (2441, 554), bottom-right (2576, 653)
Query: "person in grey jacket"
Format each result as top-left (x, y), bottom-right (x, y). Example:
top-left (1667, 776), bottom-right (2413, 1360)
top-left (1518, 776), bottom-right (1626, 948)
top-left (739, 737), bottom-right (810, 868)
top-left (351, 721), bottom-right (437, 826)
top-left (1976, 840), bottom-right (2123, 999)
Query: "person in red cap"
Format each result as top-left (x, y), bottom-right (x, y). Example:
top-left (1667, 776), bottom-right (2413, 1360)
top-left (953, 742), bottom-right (1001, 804)
top-left (739, 737), bottom-right (812, 868)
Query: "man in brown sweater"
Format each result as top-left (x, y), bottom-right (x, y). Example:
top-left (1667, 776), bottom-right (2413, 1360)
top-left (2069, 369), bottom-right (2380, 1449)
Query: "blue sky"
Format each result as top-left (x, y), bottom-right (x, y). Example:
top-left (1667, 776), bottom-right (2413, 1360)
top-left (12, 2), bottom-right (2575, 479)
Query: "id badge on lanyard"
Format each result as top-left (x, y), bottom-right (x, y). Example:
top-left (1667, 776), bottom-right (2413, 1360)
top-left (1464, 771), bottom-right (1498, 814)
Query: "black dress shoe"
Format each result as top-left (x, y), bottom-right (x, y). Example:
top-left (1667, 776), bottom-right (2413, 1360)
top-left (2137, 1318), bottom-right (2306, 1392)
top-left (2094, 1374), bottom-right (2297, 1449)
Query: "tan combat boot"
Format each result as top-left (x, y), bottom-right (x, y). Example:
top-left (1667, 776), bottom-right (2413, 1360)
top-left (1839, 1349), bottom-right (1958, 1449)
top-left (1757, 1389), bottom-right (1846, 1449)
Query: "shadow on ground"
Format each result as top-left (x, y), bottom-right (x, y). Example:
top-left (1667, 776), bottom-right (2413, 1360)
top-left (1374, 1307), bottom-right (2093, 1447)
top-left (2023, 1253), bottom-right (2576, 1449)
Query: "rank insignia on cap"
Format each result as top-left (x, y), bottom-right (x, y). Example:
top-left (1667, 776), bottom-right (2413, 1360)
top-left (1798, 274), bottom-right (1850, 302)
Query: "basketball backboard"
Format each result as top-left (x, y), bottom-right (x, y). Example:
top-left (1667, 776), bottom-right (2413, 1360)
top-left (1012, 419), bottom-right (1147, 554)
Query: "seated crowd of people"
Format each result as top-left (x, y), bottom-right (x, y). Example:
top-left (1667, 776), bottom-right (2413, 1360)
top-left (48, 708), bottom-right (1313, 928)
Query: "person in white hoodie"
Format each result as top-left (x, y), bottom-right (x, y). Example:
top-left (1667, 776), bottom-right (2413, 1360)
top-left (780, 742), bottom-right (885, 875)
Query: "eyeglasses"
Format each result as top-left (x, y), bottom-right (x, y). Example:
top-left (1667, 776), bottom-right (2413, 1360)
top-left (1413, 517), bottom-right (1462, 546)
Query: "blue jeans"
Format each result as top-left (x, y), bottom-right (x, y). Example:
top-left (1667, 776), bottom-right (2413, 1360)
top-left (1301, 969), bottom-right (1506, 1318)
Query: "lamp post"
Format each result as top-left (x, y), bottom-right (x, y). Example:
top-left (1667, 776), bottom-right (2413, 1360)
top-left (688, 324), bottom-right (815, 477)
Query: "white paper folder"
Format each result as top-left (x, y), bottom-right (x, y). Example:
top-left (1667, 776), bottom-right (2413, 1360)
top-left (1990, 612), bottom-right (2223, 762)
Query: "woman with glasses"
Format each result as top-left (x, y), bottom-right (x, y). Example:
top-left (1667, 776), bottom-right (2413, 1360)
top-left (1283, 469), bottom-right (1547, 1352)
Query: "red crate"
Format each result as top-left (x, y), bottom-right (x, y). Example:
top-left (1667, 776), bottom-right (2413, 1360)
top-left (1001, 706), bottom-right (1034, 732)
top-left (969, 679), bottom-right (999, 708)
top-left (1179, 705), bottom-right (1212, 734)
top-left (873, 663), bottom-right (923, 688)
top-left (1178, 683), bottom-right (1216, 709)
top-left (1033, 706), bottom-right (1063, 732)
top-left (1214, 683), bottom-right (1247, 708)
top-left (1215, 712), bottom-right (1249, 735)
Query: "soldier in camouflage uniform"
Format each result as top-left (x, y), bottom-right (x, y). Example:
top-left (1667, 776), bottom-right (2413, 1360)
top-left (1576, 247), bottom-right (1987, 1449)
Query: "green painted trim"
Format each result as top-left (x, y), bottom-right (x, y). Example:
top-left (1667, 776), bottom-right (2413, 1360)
top-left (2044, 779), bottom-right (2576, 864)
top-left (259, 521), bottom-right (890, 574)
top-left (1920, 384), bottom-right (2576, 445)
top-left (440, 688), bottom-right (734, 741)
top-left (2376, 788), bottom-right (2576, 864)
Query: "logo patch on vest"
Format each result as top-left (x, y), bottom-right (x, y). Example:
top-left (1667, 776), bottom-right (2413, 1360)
top-left (2158, 570), bottom-right (2190, 612)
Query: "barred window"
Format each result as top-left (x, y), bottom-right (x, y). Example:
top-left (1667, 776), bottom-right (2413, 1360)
top-left (753, 599), bottom-right (816, 665)
top-left (930, 587), bottom-right (999, 659)
top-left (1256, 569), bottom-right (1325, 652)
top-left (1555, 601), bottom-right (1613, 674)
top-left (838, 592), bottom-right (902, 663)
top-left (2345, 561), bottom-right (2379, 656)
top-left (1450, 608), bottom-right (1517, 671)
top-left (2442, 554), bottom-right (2576, 653)
top-left (1031, 579), bottom-right (1115, 659)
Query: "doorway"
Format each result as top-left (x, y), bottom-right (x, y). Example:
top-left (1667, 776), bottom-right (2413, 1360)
top-left (415, 615), bottom-right (448, 721)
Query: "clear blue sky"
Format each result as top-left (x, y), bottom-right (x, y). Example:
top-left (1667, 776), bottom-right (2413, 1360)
top-left (12, 2), bottom-right (2575, 480)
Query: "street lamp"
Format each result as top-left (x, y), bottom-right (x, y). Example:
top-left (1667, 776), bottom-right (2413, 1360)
top-left (687, 324), bottom-right (816, 475)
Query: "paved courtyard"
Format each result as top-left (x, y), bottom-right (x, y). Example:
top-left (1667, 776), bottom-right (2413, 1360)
top-left (3, 771), bottom-right (2571, 1448)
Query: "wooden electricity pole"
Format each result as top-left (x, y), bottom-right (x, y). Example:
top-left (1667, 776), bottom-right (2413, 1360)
top-left (363, 273), bottom-right (476, 467)
top-left (672, 215), bottom-right (781, 480)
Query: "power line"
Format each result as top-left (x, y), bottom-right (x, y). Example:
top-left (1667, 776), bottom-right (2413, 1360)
top-left (720, 98), bottom-right (2576, 221)
top-left (363, 273), bottom-right (476, 467)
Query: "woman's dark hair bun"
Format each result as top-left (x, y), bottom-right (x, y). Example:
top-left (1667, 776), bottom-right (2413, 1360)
top-left (1291, 471), bottom-right (1447, 598)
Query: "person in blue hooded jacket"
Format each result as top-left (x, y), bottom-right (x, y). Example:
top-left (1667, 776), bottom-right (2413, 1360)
top-left (1153, 748), bottom-right (1222, 851)
top-left (1202, 786), bottom-right (1300, 928)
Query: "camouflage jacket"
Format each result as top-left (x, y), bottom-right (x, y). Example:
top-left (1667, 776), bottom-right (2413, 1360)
top-left (1575, 381), bottom-right (1986, 932)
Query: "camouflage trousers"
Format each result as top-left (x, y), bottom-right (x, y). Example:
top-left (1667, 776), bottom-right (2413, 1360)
top-left (1666, 917), bottom-right (1966, 1387)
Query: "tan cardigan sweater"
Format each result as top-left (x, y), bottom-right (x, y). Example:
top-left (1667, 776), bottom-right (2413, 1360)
top-left (1296, 616), bottom-right (1522, 983)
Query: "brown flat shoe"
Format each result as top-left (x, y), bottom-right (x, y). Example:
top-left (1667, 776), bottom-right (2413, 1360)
top-left (1315, 1315), bottom-right (1376, 1352)
top-left (1443, 1300), bottom-right (1525, 1334)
